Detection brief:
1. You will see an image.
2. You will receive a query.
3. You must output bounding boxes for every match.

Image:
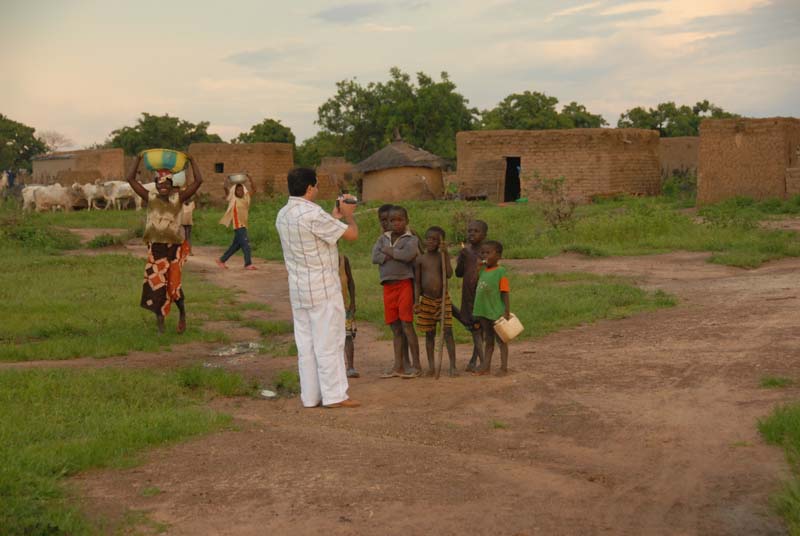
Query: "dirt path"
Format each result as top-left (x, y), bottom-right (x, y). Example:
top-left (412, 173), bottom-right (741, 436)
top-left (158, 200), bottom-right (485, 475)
top-left (44, 233), bottom-right (800, 534)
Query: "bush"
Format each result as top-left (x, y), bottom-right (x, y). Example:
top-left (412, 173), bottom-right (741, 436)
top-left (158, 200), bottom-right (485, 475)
top-left (662, 172), bottom-right (697, 201)
top-left (528, 174), bottom-right (576, 230)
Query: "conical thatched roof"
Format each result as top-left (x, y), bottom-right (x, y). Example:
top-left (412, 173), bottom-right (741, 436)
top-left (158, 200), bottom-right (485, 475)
top-left (354, 137), bottom-right (446, 173)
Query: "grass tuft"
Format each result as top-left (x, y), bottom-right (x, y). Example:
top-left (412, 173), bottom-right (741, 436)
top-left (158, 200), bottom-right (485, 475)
top-left (175, 364), bottom-right (258, 397)
top-left (761, 377), bottom-right (793, 389)
top-left (273, 370), bottom-right (300, 396)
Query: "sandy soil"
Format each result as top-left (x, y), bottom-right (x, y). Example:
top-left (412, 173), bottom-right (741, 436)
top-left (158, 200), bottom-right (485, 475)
top-left (15, 228), bottom-right (800, 535)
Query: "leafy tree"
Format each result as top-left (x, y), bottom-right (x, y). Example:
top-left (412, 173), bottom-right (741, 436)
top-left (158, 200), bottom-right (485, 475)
top-left (108, 113), bottom-right (223, 155)
top-left (233, 118), bottom-right (296, 145)
top-left (617, 100), bottom-right (738, 137)
top-left (0, 114), bottom-right (47, 170)
top-left (316, 67), bottom-right (478, 162)
top-left (480, 91), bottom-right (606, 130)
top-left (295, 132), bottom-right (344, 168)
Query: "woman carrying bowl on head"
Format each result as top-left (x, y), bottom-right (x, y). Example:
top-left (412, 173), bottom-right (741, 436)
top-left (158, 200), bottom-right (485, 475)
top-left (127, 150), bottom-right (203, 334)
top-left (216, 173), bottom-right (257, 271)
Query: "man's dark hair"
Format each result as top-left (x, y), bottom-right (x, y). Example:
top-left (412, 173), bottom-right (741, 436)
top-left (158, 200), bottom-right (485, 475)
top-left (390, 206), bottom-right (409, 219)
top-left (426, 226), bottom-right (446, 239)
top-left (471, 219), bottom-right (488, 234)
top-left (378, 204), bottom-right (395, 215)
top-left (287, 167), bottom-right (317, 197)
top-left (483, 240), bottom-right (503, 255)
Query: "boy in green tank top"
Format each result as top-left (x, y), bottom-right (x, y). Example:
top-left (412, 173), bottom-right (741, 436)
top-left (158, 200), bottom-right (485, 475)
top-left (472, 240), bottom-right (510, 376)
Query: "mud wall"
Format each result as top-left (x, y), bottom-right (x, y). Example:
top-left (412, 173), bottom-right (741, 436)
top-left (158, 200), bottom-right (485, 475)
top-left (697, 117), bottom-right (800, 205)
top-left (456, 129), bottom-right (660, 203)
top-left (659, 137), bottom-right (698, 179)
top-left (361, 167), bottom-right (444, 202)
top-left (32, 148), bottom-right (126, 184)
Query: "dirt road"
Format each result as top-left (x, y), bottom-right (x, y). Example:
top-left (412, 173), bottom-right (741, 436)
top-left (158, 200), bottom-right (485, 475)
top-left (40, 236), bottom-right (800, 534)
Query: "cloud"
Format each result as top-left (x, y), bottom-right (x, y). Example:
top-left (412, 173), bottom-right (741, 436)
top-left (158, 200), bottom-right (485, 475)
top-left (602, 0), bottom-right (773, 28)
top-left (224, 43), bottom-right (311, 69)
top-left (314, 2), bottom-right (386, 23)
top-left (545, 1), bottom-right (605, 22)
top-left (362, 22), bottom-right (415, 32)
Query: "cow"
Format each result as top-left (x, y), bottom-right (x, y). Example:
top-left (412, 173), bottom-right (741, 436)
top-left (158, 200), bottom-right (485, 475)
top-left (72, 181), bottom-right (106, 210)
top-left (0, 171), bottom-right (8, 194)
top-left (31, 184), bottom-right (74, 212)
top-left (134, 182), bottom-right (158, 210)
top-left (103, 180), bottom-right (137, 210)
top-left (22, 185), bottom-right (44, 212)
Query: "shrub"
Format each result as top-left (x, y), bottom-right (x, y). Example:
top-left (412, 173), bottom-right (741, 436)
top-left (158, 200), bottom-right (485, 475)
top-left (273, 370), bottom-right (300, 396)
top-left (528, 173), bottom-right (576, 230)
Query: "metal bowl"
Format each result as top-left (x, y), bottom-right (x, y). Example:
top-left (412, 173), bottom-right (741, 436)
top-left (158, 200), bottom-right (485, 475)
top-left (228, 173), bottom-right (248, 184)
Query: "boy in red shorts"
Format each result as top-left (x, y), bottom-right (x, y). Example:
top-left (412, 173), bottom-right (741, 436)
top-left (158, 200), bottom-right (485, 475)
top-left (372, 206), bottom-right (421, 378)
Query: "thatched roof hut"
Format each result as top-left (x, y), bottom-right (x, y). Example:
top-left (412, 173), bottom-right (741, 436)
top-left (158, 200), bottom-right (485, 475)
top-left (355, 136), bottom-right (446, 201)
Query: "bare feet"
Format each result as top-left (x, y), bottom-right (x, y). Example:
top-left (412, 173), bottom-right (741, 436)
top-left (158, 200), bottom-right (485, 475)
top-left (177, 315), bottom-right (186, 334)
top-left (245, 264), bottom-right (258, 271)
top-left (215, 259), bottom-right (228, 270)
top-left (472, 369), bottom-right (490, 376)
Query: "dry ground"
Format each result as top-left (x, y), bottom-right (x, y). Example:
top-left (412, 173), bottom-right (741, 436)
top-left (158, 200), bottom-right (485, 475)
top-left (8, 230), bottom-right (800, 535)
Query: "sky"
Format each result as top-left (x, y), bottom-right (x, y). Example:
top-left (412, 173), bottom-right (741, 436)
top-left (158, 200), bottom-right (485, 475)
top-left (2, 0), bottom-right (798, 149)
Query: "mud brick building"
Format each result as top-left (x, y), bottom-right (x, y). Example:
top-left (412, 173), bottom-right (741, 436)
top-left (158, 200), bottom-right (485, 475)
top-left (456, 129), bottom-right (660, 203)
top-left (187, 142), bottom-right (293, 201)
top-left (315, 157), bottom-right (355, 200)
top-left (698, 118), bottom-right (800, 205)
top-left (32, 148), bottom-right (127, 184)
top-left (355, 138), bottom-right (446, 202)
top-left (659, 137), bottom-right (699, 179)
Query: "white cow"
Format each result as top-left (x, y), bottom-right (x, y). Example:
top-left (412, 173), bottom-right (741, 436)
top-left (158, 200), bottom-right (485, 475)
top-left (72, 181), bottom-right (106, 210)
top-left (32, 183), bottom-right (73, 212)
top-left (103, 180), bottom-right (137, 210)
top-left (22, 185), bottom-right (44, 211)
top-left (0, 171), bottom-right (8, 194)
top-left (134, 182), bottom-right (158, 210)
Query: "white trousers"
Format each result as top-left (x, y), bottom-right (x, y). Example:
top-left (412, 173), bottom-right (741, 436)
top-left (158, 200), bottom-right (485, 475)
top-left (292, 298), bottom-right (349, 407)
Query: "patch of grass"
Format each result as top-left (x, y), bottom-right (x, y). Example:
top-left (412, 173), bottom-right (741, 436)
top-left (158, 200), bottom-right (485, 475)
top-left (239, 301), bottom-right (272, 312)
top-left (759, 403), bottom-right (800, 533)
top-left (730, 441), bottom-right (753, 448)
top-left (0, 368), bottom-right (234, 535)
top-left (242, 319), bottom-right (294, 336)
top-left (562, 244), bottom-right (609, 257)
top-left (761, 377), bottom-right (793, 389)
top-left (140, 486), bottom-right (163, 497)
top-left (273, 370), bottom-right (300, 396)
top-left (490, 420), bottom-right (509, 429)
top-left (86, 231), bottom-right (131, 248)
top-left (175, 364), bottom-right (259, 397)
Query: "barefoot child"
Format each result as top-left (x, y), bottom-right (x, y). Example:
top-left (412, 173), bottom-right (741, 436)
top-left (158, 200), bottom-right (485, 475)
top-left (372, 204), bottom-right (412, 373)
top-left (472, 240), bottom-right (510, 376)
top-left (339, 251), bottom-right (359, 378)
top-left (217, 175), bottom-right (256, 270)
top-left (453, 220), bottom-right (488, 371)
top-left (372, 206), bottom-right (421, 378)
top-left (127, 153), bottom-right (203, 334)
top-left (415, 226), bottom-right (457, 376)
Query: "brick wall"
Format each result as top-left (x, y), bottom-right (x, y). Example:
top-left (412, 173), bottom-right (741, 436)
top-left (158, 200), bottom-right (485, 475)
top-left (32, 148), bottom-right (126, 184)
top-left (659, 137), bottom-right (699, 179)
top-left (361, 167), bottom-right (443, 202)
top-left (187, 142), bottom-right (294, 201)
top-left (316, 157), bottom-right (355, 200)
top-left (456, 129), bottom-right (660, 203)
top-left (697, 117), bottom-right (800, 205)
top-left (785, 167), bottom-right (800, 197)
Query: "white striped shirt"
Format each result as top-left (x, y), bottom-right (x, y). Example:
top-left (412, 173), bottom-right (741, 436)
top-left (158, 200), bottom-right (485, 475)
top-left (275, 196), bottom-right (348, 309)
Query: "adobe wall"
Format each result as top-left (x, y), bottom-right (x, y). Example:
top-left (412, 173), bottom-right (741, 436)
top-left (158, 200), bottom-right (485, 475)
top-left (659, 137), bottom-right (698, 179)
top-left (187, 142), bottom-right (294, 201)
top-left (361, 167), bottom-right (444, 202)
top-left (32, 148), bottom-right (126, 184)
top-left (316, 157), bottom-right (356, 200)
top-left (697, 117), bottom-right (800, 205)
top-left (456, 129), bottom-right (660, 203)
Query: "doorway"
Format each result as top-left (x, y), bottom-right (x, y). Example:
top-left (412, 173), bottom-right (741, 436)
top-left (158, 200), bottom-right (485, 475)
top-left (504, 157), bottom-right (521, 202)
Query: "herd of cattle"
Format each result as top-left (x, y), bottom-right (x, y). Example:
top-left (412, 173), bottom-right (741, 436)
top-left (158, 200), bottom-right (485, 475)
top-left (19, 181), bottom-right (159, 212)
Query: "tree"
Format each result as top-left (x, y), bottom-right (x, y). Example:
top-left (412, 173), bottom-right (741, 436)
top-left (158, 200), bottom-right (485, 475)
top-left (316, 68), bottom-right (478, 162)
top-left (232, 118), bottom-right (296, 145)
top-left (39, 130), bottom-right (74, 153)
top-left (480, 91), bottom-right (606, 130)
top-left (295, 132), bottom-right (344, 168)
top-left (0, 114), bottom-right (47, 171)
top-left (108, 113), bottom-right (223, 155)
top-left (617, 100), bottom-right (738, 136)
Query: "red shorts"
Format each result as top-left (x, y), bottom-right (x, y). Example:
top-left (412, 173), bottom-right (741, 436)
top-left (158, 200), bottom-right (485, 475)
top-left (383, 279), bottom-right (414, 324)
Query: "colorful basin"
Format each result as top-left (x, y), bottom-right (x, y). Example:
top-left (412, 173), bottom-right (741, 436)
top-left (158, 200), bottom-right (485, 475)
top-left (141, 149), bottom-right (187, 173)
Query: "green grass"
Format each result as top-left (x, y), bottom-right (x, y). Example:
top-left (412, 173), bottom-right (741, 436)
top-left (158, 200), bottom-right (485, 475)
top-left (490, 420), bottom-right (509, 429)
top-left (273, 369), bottom-right (300, 395)
top-left (175, 364), bottom-right (259, 397)
top-left (242, 319), bottom-right (294, 336)
top-left (86, 231), bottom-right (132, 248)
top-left (761, 377), bottom-right (794, 389)
top-left (759, 403), bottom-right (800, 534)
top-left (140, 486), bottom-right (163, 497)
top-left (0, 367), bottom-right (245, 535)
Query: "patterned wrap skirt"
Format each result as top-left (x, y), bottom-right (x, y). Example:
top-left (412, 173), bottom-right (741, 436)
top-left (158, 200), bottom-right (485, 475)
top-left (141, 242), bottom-right (189, 317)
top-left (415, 293), bottom-right (453, 333)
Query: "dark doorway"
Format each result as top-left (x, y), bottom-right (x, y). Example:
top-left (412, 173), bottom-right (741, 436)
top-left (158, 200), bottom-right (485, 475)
top-left (504, 157), bottom-right (521, 202)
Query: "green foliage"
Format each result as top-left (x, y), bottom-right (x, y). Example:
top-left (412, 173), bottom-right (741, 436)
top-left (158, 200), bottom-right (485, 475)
top-left (295, 131), bottom-right (345, 168)
top-left (316, 67), bottom-right (477, 162)
top-left (86, 232), bottom-right (131, 248)
top-left (528, 174), bottom-right (576, 229)
top-left (480, 91), bottom-right (606, 130)
top-left (273, 370), bottom-right (300, 395)
top-left (617, 100), bottom-right (738, 136)
top-left (0, 113), bottom-right (47, 171)
top-left (232, 118), bottom-right (296, 145)
top-left (242, 319), bottom-right (293, 336)
top-left (661, 172), bottom-right (697, 203)
top-left (108, 113), bottom-right (223, 155)
top-left (490, 420), bottom-right (509, 429)
top-left (175, 364), bottom-right (258, 397)
top-left (759, 403), bottom-right (800, 533)
top-left (0, 368), bottom-right (233, 535)
top-left (699, 198), bottom-right (760, 230)
top-left (0, 213), bottom-right (79, 251)
top-left (761, 377), bottom-right (793, 389)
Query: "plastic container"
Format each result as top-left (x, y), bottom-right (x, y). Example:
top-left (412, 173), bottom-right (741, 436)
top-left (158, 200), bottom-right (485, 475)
top-left (141, 149), bottom-right (187, 173)
top-left (171, 170), bottom-right (186, 187)
top-left (228, 173), bottom-right (248, 184)
top-left (494, 313), bottom-right (524, 343)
